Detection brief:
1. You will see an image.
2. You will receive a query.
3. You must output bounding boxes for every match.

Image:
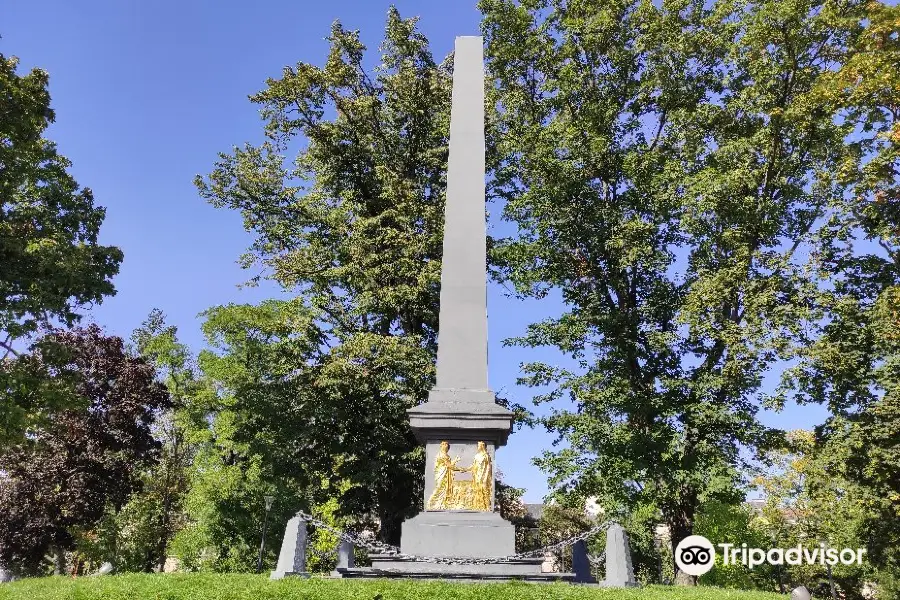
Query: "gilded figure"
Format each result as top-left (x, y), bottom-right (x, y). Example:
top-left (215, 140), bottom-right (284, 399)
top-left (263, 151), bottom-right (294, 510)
top-left (469, 441), bottom-right (493, 511)
top-left (427, 441), bottom-right (465, 510)
top-left (426, 440), bottom-right (493, 511)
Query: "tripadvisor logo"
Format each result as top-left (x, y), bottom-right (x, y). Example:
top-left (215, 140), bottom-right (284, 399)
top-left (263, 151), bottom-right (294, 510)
top-left (675, 535), bottom-right (867, 575)
top-left (675, 535), bottom-right (716, 576)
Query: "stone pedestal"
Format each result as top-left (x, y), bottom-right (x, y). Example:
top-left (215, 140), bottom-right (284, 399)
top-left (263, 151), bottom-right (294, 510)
top-left (331, 540), bottom-right (355, 577)
top-left (270, 515), bottom-right (310, 580)
top-left (401, 511), bottom-right (515, 558)
top-left (601, 523), bottom-right (638, 587)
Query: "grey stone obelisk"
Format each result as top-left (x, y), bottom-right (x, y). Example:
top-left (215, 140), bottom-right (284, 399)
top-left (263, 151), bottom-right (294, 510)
top-left (406, 37), bottom-right (513, 436)
top-left (370, 37), bottom-right (524, 574)
top-left (432, 36), bottom-right (490, 398)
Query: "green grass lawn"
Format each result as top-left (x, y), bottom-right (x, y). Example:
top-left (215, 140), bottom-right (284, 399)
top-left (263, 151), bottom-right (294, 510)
top-left (0, 573), bottom-right (788, 600)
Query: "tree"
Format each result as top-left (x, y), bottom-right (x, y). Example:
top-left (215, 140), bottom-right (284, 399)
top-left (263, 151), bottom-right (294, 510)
top-left (693, 501), bottom-right (776, 591)
top-left (65, 311), bottom-right (209, 574)
top-left (0, 326), bottom-right (170, 574)
top-left (480, 0), bottom-right (862, 583)
top-left (194, 8), bottom-right (453, 544)
top-left (780, 2), bottom-right (900, 589)
top-left (0, 53), bottom-right (123, 445)
top-left (494, 478), bottom-right (538, 552)
top-left (750, 431), bottom-right (875, 599)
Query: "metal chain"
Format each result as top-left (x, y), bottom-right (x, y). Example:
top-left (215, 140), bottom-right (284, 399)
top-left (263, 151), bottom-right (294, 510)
top-left (308, 547), bottom-right (337, 563)
top-left (588, 551), bottom-right (607, 568)
top-left (295, 510), bottom-right (610, 565)
top-left (511, 522), bottom-right (609, 559)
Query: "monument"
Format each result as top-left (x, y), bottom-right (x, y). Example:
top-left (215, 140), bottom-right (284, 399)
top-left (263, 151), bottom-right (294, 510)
top-left (367, 35), bottom-right (542, 577)
top-left (270, 34), bottom-right (632, 583)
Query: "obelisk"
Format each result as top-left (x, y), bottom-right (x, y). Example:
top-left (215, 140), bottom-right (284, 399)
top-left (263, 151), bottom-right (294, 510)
top-left (372, 37), bottom-right (530, 573)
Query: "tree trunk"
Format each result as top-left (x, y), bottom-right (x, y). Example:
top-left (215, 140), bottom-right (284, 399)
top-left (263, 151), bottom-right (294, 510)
top-left (155, 438), bottom-right (178, 572)
top-left (377, 507), bottom-right (403, 546)
top-left (667, 504), bottom-right (697, 586)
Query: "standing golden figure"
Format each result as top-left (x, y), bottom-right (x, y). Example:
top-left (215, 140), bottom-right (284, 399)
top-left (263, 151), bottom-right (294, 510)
top-left (426, 441), bottom-right (493, 511)
top-left (469, 441), bottom-right (493, 511)
top-left (427, 441), bottom-right (464, 510)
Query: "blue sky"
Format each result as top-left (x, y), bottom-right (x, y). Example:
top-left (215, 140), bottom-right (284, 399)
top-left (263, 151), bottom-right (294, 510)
top-left (3, 0), bottom-right (829, 503)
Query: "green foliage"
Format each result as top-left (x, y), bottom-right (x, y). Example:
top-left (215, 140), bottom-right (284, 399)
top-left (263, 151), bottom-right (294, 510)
top-left (479, 0), bottom-right (889, 584)
top-left (0, 326), bottom-right (170, 575)
top-left (0, 54), bottom-right (123, 341)
top-left (0, 573), bottom-right (789, 600)
top-left (617, 502), bottom-right (668, 586)
top-left (0, 53), bottom-right (122, 445)
top-left (774, 4), bottom-right (900, 586)
top-left (112, 310), bottom-right (202, 573)
top-left (494, 479), bottom-right (539, 553)
top-left (752, 431), bottom-right (875, 598)
top-left (694, 502), bottom-right (775, 591)
top-left (127, 310), bottom-right (313, 574)
top-left (194, 8), bottom-right (454, 544)
top-left (1, 334), bottom-right (85, 447)
top-left (304, 479), bottom-right (374, 574)
top-left (171, 446), bottom-right (302, 573)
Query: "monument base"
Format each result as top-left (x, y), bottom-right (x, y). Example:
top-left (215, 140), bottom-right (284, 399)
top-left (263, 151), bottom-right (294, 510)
top-left (341, 568), bottom-right (575, 582)
top-left (364, 556), bottom-right (554, 579)
top-left (400, 511), bottom-right (515, 558)
top-left (360, 509), bottom-right (546, 580)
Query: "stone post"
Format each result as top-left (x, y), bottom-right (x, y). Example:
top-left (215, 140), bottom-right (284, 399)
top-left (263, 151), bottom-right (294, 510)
top-left (270, 514), bottom-right (310, 580)
top-left (791, 586), bottom-right (812, 600)
top-left (602, 523), bottom-right (637, 587)
top-left (88, 562), bottom-right (114, 576)
top-left (331, 540), bottom-right (355, 577)
top-left (571, 540), bottom-right (598, 584)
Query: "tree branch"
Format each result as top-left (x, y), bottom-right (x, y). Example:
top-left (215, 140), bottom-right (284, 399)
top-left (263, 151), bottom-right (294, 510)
top-left (1, 336), bottom-right (21, 359)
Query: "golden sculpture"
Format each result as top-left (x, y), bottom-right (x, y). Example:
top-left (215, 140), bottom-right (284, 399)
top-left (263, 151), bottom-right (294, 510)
top-left (469, 441), bottom-right (493, 511)
top-left (427, 441), bottom-right (464, 510)
top-left (426, 441), bottom-right (493, 511)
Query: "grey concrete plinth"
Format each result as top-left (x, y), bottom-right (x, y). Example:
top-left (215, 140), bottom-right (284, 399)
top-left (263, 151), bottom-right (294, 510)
top-left (408, 390), bottom-right (513, 446)
top-left (270, 515), bottom-right (310, 580)
top-left (331, 540), bottom-right (355, 577)
top-left (601, 523), bottom-right (638, 587)
top-left (401, 511), bottom-right (515, 558)
top-left (369, 555), bottom-right (545, 577)
top-left (342, 565), bottom-right (574, 582)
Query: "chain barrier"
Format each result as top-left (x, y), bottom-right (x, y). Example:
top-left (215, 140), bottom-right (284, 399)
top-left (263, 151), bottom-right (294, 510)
top-left (308, 547), bottom-right (337, 563)
top-left (295, 510), bottom-right (610, 566)
top-left (588, 551), bottom-right (607, 568)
